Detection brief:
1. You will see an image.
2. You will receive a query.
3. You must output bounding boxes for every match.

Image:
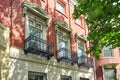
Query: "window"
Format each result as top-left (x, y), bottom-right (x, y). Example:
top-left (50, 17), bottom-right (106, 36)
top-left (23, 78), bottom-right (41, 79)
top-left (28, 18), bottom-right (43, 38)
top-left (75, 18), bottom-right (81, 26)
top-left (55, 20), bottom-right (72, 63)
top-left (23, 2), bottom-right (54, 58)
top-left (102, 45), bottom-right (113, 57)
top-left (75, 33), bottom-right (87, 64)
top-left (80, 78), bottom-right (89, 80)
top-left (23, 2), bottom-right (49, 40)
top-left (28, 71), bottom-right (47, 80)
top-left (56, 0), bottom-right (65, 13)
top-left (104, 68), bottom-right (116, 80)
top-left (77, 41), bottom-right (85, 57)
top-left (57, 31), bottom-right (70, 58)
top-left (58, 32), bottom-right (69, 49)
top-left (77, 41), bottom-right (86, 64)
top-left (26, 16), bottom-right (46, 50)
top-left (61, 75), bottom-right (71, 80)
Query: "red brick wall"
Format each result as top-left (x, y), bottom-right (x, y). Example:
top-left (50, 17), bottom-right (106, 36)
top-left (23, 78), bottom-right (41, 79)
top-left (96, 66), bottom-right (103, 80)
top-left (0, 0), bottom-right (87, 59)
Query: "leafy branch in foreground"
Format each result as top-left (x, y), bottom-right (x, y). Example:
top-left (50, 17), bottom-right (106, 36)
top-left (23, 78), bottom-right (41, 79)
top-left (73, 0), bottom-right (120, 59)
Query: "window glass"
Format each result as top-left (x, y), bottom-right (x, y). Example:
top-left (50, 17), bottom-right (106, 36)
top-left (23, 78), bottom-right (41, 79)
top-left (78, 41), bottom-right (85, 56)
top-left (78, 49), bottom-right (83, 57)
top-left (80, 78), bottom-right (89, 80)
top-left (102, 45), bottom-right (113, 57)
top-left (28, 18), bottom-right (44, 50)
top-left (75, 18), bottom-right (81, 26)
top-left (56, 0), bottom-right (65, 13)
top-left (29, 18), bottom-right (43, 38)
top-left (104, 68), bottom-right (116, 80)
top-left (58, 33), bottom-right (68, 49)
top-left (59, 41), bottom-right (66, 48)
top-left (61, 75), bottom-right (71, 80)
top-left (28, 71), bottom-right (47, 80)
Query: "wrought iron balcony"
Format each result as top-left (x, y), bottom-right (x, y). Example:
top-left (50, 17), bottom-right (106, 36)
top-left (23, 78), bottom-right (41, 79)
top-left (24, 35), bottom-right (54, 59)
top-left (57, 48), bottom-right (77, 65)
top-left (78, 55), bottom-right (93, 68)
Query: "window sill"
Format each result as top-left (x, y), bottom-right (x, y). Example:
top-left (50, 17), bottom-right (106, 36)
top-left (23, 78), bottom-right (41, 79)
top-left (75, 22), bottom-right (84, 29)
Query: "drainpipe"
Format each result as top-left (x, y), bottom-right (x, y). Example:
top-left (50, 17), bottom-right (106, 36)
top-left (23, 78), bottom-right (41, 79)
top-left (10, 0), bottom-right (12, 47)
top-left (67, 0), bottom-right (72, 52)
top-left (68, 0), bottom-right (71, 28)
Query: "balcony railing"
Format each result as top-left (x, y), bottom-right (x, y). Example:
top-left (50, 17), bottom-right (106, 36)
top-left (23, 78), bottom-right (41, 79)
top-left (24, 35), bottom-right (54, 59)
top-left (103, 50), bottom-right (113, 57)
top-left (78, 55), bottom-right (93, 68)
top-left (57, 48), bottom-right (77, 65)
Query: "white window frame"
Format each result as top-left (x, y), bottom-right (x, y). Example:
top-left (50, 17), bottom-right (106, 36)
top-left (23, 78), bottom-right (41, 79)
top-left (57, 30), bottom-right (70, 50)
top-left (25, 12), bottom-right (46, 40)
top-left (77, 40), bottom-right (86, 57)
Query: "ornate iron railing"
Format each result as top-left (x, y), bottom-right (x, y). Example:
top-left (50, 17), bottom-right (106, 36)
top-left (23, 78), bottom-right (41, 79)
top-left (57, 48), bottom-right (77, 65)
top-left (78, 55), bottom-right (93, 68)
top-left (24, 35), bottom-right (54, 59)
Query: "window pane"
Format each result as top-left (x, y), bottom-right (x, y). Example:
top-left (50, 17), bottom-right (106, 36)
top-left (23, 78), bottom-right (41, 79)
top-left (59, 41), bottom-right (66, 48)
top-left (29, 19), bottom-right (35, 26)
top-left (80, 78), bottom-right (89, 80)
top-left (78, 49), bottom-right (83, 57)
top-left (102, 45), bottom-right (113, 57)
top-left (75, 18), bottom-right (81, 25)
top-left (28, 18), bottom-right (43, 39)
top-left (29, 28), bottom-right (42, 38)
top-left (61, 76), bottom-right (71, 80)
top-left (36, 23), bottom-right (42, 30)
top-left (104, 69), bottom-right (116, 80)
top-left (56, 1), bottom-right (64, 13)
top-left (28, 72), bottom-right (46, 80)
top-left (78, 42), bottom-right (84, 50)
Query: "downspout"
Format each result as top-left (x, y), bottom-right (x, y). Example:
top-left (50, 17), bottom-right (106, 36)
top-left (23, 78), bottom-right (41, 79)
top-left (46, 0), bottom-right (48, 13)
top-left (10, 0), bottom-right (12, 47)
top-left (87, 24), bottom-right (96, 80)
top-left (68, 0), bottom-right (71, 28)
top-left (54, 0), bottom-right (57, 58)
top-left (68, 0), bottom-right (72, 51)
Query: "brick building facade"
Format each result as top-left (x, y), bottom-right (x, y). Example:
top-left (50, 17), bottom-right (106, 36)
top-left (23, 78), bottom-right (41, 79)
top-left (0, 0), bottom-right (94, 80)
top-left (0, 0), bottom-right (120, 80)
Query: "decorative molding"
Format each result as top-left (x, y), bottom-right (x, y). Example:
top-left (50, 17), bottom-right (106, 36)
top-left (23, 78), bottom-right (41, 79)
top-left (54, 20), bottom-right (72, 36)
top-left (75, 32), bottom-right (87, 42)
top-left (22, 2), bottom-right (49, 20)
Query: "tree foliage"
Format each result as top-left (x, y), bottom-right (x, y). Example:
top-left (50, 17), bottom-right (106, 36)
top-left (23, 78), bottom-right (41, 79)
top-left (73, 0), bottom-right (120, 59)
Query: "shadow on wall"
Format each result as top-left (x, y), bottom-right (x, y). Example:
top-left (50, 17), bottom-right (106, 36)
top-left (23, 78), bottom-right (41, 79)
top-left (0, 24), bottom-right (9, 80)
top-left (8, 57), bottom-right (74, 80)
